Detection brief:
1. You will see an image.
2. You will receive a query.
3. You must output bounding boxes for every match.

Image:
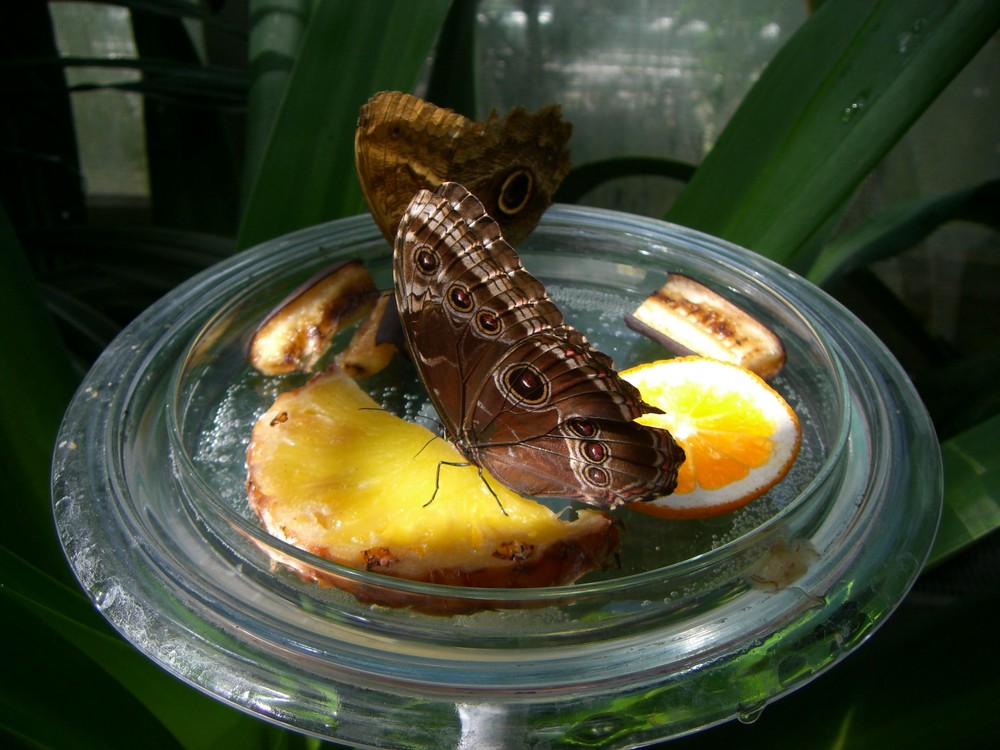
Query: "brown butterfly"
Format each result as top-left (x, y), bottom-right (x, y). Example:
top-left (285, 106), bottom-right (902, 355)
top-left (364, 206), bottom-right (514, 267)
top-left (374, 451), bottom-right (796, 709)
top-left (393, 182), bottom-right (684, 510)
top-left (356, 91), bottom-right (571, 247)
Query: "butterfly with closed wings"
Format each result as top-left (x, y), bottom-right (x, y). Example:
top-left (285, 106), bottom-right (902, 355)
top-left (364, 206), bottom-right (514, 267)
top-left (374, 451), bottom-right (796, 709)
top-left (393, 182), bottom-right (685, 510)
top-left (356, 91), bottom-right (572, 247)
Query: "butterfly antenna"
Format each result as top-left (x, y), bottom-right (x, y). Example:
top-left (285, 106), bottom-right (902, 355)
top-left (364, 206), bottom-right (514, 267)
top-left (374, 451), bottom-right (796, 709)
top-left (422, 414), bottom-right (445, 431)
top-left (415, 433), bottom-right (441, 458)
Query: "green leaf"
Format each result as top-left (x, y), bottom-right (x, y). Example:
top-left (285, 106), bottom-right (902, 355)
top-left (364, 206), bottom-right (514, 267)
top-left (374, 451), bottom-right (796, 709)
top-left (917, 343), bottom-right (1000, 440)
top-left (132, 11), bottom-right (242, 234)
top-left (0, 203), bottom-right (79, 581)
top-left (243, 0), bottom-right (313, 202)
top-left (0, 546), bottom-right (276, 750)
top-left (926, 412), bottom-right (1000, 567)
top-left (424, 0), bottom-right (479, 116)
top-left (808, 178), bottom-right (1000, 286)
top-left (663, 580), bottom-right (1000, 749)
top-left (555, 156), bottom-right (697, 204)
top-left (237, 0), bottom-right (453, 249)
top-left (666, 0), bottom-right (1000, 266)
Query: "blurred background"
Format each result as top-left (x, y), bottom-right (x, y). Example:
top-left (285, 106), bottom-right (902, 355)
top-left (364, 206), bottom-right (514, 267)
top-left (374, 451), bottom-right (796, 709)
top-left (40, 0), bottom-right (1000, 358)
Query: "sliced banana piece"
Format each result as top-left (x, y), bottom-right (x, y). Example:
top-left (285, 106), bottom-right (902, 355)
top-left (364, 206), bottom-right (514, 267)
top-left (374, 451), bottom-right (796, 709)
top-left (336, 290), bottom-right (402, 379)
top-left (248, 260), bottom-right (377, 375)
top-left (625, 273), bottom-right (786, 378)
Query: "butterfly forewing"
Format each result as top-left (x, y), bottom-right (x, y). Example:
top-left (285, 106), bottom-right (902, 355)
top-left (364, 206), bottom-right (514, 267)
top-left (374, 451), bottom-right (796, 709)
top-left (394, 182), bottom-right (684, 509)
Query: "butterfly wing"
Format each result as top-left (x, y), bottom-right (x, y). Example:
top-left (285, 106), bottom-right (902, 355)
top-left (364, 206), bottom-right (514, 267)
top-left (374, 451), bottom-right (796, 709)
top-left (468, 335), bottom-right (683, 507)
top-left (394, 182), bottom-right (683, 509)
top-left (356, 91), bottom-right (571, 246)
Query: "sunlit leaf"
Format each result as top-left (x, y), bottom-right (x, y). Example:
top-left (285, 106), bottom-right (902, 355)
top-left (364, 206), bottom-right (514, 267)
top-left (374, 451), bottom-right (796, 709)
top-left (237, 0), bottom-right (452, 249)
top-left (927, 413), bottom-right (1000, 567)
top-left (244, 0), bottom-right (313, 200)
top-left (666, 0), bottom-right (1000, 267)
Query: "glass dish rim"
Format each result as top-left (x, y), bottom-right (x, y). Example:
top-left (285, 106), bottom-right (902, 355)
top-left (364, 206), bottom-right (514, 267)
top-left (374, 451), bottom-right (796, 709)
top-left (164, 205), bottom-right (853, 603)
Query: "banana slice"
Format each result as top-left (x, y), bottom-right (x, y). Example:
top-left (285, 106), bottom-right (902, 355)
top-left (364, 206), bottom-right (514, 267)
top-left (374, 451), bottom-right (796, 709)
top-left (625, 273), bottom-right (785, 378)
top-left (336, 290), bottom-right (402, 378)
top-left (248, 260), bottom-right (377, 375)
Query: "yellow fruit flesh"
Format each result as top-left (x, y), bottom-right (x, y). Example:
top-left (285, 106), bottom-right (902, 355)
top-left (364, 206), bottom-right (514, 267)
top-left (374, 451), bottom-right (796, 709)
top-left (247, 368), bottom-right (616, 587)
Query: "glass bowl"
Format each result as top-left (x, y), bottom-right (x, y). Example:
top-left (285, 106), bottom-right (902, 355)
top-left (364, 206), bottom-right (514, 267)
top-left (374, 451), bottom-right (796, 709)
top-left (52, 205), bottom-right (941, 748)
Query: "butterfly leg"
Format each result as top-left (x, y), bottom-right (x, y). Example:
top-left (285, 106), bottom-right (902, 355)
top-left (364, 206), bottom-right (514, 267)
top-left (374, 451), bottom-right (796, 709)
top-left (425, 460), bottom-right (471, 507)
top-left (476, 466), bottom-right (508, 516)
top-left (425, 461), bottom-right (508, 516)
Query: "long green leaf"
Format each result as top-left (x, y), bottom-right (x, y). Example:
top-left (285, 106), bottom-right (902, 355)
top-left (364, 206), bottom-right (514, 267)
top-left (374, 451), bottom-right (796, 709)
top-left (926, 412), bottom-right (1000, 567)
top-left (237, 0), bottom-right (452, 249)
top-left (808, 178), bottom-right (1000, 286)
top-left (0, 546), bottom-right (277, 750)
top-left (424, 0), bottom-right (479, 116)
top-left (0, 204), bottom-right (79, 581)
top-left (243, 0), bottom-right (313, 203)
top-left (666, 0), bottom-right (1000, 266)
top-left (132, 11), bottom-right (242, 234)
top-left (917, 345), bottom-right (1000, 440)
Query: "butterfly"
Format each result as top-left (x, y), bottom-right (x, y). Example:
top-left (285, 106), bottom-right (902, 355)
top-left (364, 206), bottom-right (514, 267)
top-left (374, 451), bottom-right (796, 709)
top-left (393, 182), bottom-right (684, 509)
top-left (356, 91), bottom-right (572, 247)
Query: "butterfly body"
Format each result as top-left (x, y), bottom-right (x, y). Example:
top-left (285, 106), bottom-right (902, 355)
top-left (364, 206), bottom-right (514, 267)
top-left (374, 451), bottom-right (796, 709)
top-left (393, 182), bottom-right (684, 509)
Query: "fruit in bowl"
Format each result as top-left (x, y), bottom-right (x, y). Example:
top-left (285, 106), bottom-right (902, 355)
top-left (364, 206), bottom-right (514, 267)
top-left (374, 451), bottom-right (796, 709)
top-left (246, 367), bottom-right (620, 596)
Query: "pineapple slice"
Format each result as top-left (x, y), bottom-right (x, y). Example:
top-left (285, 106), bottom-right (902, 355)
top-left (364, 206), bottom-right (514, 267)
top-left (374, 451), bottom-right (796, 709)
top-left (246, 367), bottom-right (618, 601)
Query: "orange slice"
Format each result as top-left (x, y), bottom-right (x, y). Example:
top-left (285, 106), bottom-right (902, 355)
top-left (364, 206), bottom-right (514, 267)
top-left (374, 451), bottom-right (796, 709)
top-left (621, 357), bottom-right (801, 518)
top-left (246, 367), bottom-right (618, 601)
